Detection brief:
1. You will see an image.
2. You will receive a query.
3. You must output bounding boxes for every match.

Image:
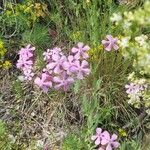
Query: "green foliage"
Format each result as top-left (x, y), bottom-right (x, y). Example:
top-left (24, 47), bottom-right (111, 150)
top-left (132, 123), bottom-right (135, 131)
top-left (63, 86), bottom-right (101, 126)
top-left (62, 134), bottom-right (87, 150)
top-left (0, 120), bottom-right (13, 150)
top-left (120, 140), bottom-right (141, 150)
top-left (22, 24), bottom-right (51, 47)
top-left (12, 79), bottom-right (24, 99)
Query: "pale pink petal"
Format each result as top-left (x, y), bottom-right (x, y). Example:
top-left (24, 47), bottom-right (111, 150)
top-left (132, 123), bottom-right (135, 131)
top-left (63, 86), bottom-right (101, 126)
top-left (46, 62), bottom-right (56, 70)
top-left (112, 141), bottom-right (120, 148)
top-left (34, 77), bottom-right (42, 87)
top-left (77, 42), bottom-right (84, 48)
top-left (83, 45), bottom-right (90, 51)
top-left (82, 52), bottom-right (89, 59)
top-left (101, 138), bottom-right (108, 145)
top-left (54, 65), bottom-right (62, 74)
top-left (52, 54), bottom-right (60, 61)
top-left (111, 134), bottom-right (118, 140)
top-left (42, 86), bottom-right (49, 92)
top-left (113, 44), bottom-right (119, 50)
top-left (91, 135), bottom-right (98, 141)
top-left (54, 84), bottom-right (62, 90)
top-left (77, 72), bottom-right (84, 79)
top-left (102, 40), bottom-right (109, 44)
top-left (68, 55), bottom-right (74, 62)
top-left (95, 137), bottom-right (101, 145)
top-left (67, 77), bottom-right (74, 83)
top-left (44, 81), bottom-right (52, 87)
top-left (69, 65), bottom-right (78, 73)
top-left (81, 60), bottom-right (89, 67)
top-left (106, 35), bottom-right (113, 40)
top-left (63, 62), bottom-right (70, 70)
top-left (101, 131), bottom-right (110, 140)
top-left (71, 47), bottom-right (79, 53)
top-left (105, 44), bottom-right (112, 51)
top-left (74, 53), bottom-right (80, 60)
top-left (113, 37), bottom-right (118, 42)
top-left (96, 128), bottom-right (102, 135)
top-left (106, 144), bottom-right (112, 150)
top-left (83, 68), bottom-right (91, 75)
top-left (98, 147), bottom-right (104, 150)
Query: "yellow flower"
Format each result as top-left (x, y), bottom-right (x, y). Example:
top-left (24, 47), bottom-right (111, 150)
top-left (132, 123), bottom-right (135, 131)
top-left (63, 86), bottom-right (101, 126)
top-left (0, 41), bottom-right (4, 48)
top-left (118, 128), bottom-right (127, 137)
top-left (3, 60), bottom-right (12, 69)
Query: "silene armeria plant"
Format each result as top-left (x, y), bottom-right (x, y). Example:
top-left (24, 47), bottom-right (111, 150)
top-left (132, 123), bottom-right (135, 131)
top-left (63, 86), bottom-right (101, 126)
top-left (16, 42), bottom-right (91, 92)
top-left (91, 128), bottom-right (120, 150)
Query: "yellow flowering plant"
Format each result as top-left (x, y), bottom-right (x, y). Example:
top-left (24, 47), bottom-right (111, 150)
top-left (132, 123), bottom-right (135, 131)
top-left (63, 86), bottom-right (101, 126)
top-left (1, 0), bottom-right (49, 33)
top-left (0, 40), bottom-right (11, 70)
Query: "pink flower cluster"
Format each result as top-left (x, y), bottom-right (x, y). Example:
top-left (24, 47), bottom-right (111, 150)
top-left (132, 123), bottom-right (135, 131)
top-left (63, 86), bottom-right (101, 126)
top-left (102, 35), bottom-right (119, 51)
top-left (91, 128), bottom-right (120, 150)
top-left (125, 83), bottom-right (147, 95)
top-left (16, 44), bottom-right (35, 80)
top-left (32, 42), bottom-right (90, 92)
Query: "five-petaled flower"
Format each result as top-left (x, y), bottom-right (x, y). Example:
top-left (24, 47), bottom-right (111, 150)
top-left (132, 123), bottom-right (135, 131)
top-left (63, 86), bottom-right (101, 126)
top-left (34, 73), bottom-right (53, 92)
top-left (53, 72), bottom-right (74, 91)
top-left (125, 83), bottom-right (140, 94)
top-left (46, 55), bottom-right (67, 74)
top-left (102, 35), bottom-right (119, 51)
top-left (71, 42), bottom-right (90, 59)
top-left (73, 60), bottom-right (91, 79)
top-left (91, 128), bottom-right (120, 150)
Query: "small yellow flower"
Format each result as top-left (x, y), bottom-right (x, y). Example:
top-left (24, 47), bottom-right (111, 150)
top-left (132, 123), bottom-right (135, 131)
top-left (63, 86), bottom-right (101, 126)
top-left (0, 41), bottom-right (4, 48)
top-left (3, 60), bottom-right (12, 69)
top-left (118, 128), bottom-right (127, 137)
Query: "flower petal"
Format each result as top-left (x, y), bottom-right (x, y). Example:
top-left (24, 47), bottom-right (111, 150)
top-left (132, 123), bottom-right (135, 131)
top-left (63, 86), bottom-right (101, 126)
top-left (77, 42), bottom-right (84, 48)
top-left (95, 137), bottom-right (101, 145)
top-left (112, 141), bottom-right (120, 148)
top-left (113, 44), bottom-right (119, 50)
top-left (96, 128), bottom-right (102, 134)
top-left (106, 144), bottom-right (112, 150)
top-left (91, 135), bottom-right (97, 141)
top-left (71, 47), bottom-right (79, 53)
top-left (111, 134), bottom-right (118, 140)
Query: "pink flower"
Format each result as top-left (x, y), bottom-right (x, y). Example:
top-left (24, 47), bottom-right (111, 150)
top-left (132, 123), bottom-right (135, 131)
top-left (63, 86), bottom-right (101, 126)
top-left (16, 57), bottom-right (33, 69)
top-left (125, 83), bottom-right (140, 94)
top-left (71, 42), bottom-right (90, 59)
top-left (46, 55), bottom-right (66, 74)
top-left (91, 128), bottom-right (103, 145)
top-left (53, 73), bottom-right (74, 91)
top-left (16, 45), bottom-right (35, 81)
top-left (73, 60), bottom-right (90, 79)
top-left (63, 55), bottom-right (77, 75)
top-left (23, 69), bottom-right (34, 80)
top-left (102, 35), bottom-right (119, 51)
top-left (18, 44), bottom-right (35, 58)
top-left (101, 133), bottom-right (120, 150)
top-left (43, 47), bottom-right (63, 62)
top-left (34, 73), bottom-right (53, 92)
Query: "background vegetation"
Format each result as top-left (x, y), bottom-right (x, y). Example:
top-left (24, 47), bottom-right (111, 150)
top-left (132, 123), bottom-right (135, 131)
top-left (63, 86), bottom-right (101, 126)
top-left (0, 0), bottom-right (149, 150)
